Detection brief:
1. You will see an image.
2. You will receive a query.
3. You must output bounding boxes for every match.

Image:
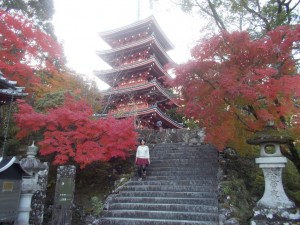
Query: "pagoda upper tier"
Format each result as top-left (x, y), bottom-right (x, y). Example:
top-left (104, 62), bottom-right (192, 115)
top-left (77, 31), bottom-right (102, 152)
top-left (99, 16), bottom-right (174, 51)
top-left (96, 35), bottom-right (174, 68)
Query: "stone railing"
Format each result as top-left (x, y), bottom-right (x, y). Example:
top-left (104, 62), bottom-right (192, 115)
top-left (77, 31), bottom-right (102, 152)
top-left (136, 128), bottom-right (205, 145)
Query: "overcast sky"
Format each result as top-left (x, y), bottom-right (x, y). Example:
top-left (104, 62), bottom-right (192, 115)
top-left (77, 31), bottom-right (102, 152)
top-left (52, 0), bottom-right (203, 89)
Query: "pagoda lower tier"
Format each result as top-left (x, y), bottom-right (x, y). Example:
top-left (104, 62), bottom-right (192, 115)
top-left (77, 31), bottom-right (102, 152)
top-left (96, 80), bottom-right (182, 129)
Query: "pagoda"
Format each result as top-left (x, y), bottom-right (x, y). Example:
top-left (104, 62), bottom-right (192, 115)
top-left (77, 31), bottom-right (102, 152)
top-left (95, 16), bottom-right (182, 129)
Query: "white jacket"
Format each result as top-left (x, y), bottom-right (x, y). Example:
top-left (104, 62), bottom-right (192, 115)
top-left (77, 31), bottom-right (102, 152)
top-left (136, 145), bottom-right (150, 159)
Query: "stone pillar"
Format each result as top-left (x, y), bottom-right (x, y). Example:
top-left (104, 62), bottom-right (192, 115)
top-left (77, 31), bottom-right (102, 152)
top-left (51, 165), bottom-right (76, 225)
top-left (17, 183), bottom-right (35, 225)
top-left (30, 163), bottom-right (49, 225)
top-left (17, 143), bottom-right (47, 225)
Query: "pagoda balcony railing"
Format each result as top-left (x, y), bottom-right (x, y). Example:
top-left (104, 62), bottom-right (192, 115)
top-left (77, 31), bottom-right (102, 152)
top-left (95, 56), bottom-right (171, 80)
top-left (104, 79), bottom-right (177, 100)
top-left (110, 102), bottom-right (149, 115)
top-left (109, 32), bottom-right (150, 48)
top-left (98, 34), bottom-right (172, 64)
top-left (98, 35), bottom-right (153, 54)
top-left (112, 79), bottom-right (148, 89)
top-left (113, 53), bottom-right (167, 69)
top-left (106, 105), bottom-right (183, 128)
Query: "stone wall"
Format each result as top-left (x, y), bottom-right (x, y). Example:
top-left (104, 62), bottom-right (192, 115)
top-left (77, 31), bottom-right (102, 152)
top-left (136, 128), bottom-right (205, 145)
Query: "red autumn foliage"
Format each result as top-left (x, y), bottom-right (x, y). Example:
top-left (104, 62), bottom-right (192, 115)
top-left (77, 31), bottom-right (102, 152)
top-left (0, 10), bottom-right (63, 90)
top-left (14, 97), bottom-right (138, 168)
top-left (171, 25), bottom-right (300, 151)
top-left (1, 9), bottom-right (136, 169)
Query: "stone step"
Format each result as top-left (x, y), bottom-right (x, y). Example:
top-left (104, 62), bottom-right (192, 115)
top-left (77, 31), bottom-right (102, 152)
top-left (149, 157), bottom-right (216, 162)
top-left (146, 170), bottom-right (216, 176)
top-left (150, 158), bottom-right (216, 162)
top-left (111, 196), bottom-right (218, 205)
top-left (118, 185), bottom-right (217, 193)
top-left (150, 150), bottom-right (216, 155)
top-left (148, 164), bottom-right (217, 169)
top-left (151, 146), bottom-right (215, 150)
top-left (150, 148), bottom-right (218, 154)
top-left (109, 203), bottom-right (218, 213)
top-left (97, 217), bottom-right (219, 225)
top-left (117, 191), bottom-right (217, 198)
top-left (103, 209), bottom-right (219, 221)
top-left (99, 143), bottom-right (219, 225)
top-left (141, 175), bottom-right (217, 181)
top-left (150, 161), bottom-right (216, 165)
top-left (153, 145), bottom-right (215, 150)
top-left (126, 180), bottom-right (217, 186)
top-left (150, 156), bottom-right (215, 161)
top-left (146, 167), bottom-right (217, 173)
top-left (149, 163), bottom-right (217, 168)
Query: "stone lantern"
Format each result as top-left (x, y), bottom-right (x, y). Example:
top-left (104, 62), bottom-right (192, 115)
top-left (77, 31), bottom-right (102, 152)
top-left (247, 122), bottom-right (297, 224)
top-left (17, 142), bottom-right (48, 225)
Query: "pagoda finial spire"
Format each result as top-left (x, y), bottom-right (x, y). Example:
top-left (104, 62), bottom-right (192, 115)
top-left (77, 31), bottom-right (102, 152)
top-left (137, 0), bottom-right (140, 21)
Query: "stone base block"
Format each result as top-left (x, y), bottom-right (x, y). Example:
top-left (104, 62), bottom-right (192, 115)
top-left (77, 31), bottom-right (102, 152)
top-left (251, 207), bottom-right (300, 225)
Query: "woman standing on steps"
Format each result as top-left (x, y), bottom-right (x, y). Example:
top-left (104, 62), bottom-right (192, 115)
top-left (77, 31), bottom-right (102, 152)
top-left (135, 138), bottom-right (150, 181)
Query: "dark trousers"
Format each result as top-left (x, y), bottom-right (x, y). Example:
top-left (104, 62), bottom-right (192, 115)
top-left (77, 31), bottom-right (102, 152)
top-left (137, 164), bottom-right (147, 178)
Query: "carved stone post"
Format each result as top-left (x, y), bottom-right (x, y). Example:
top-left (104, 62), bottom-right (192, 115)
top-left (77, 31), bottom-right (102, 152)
top-left (51, 165), bottom-right (76, 225)
top-left (247, 122), bottom-right (298, 224)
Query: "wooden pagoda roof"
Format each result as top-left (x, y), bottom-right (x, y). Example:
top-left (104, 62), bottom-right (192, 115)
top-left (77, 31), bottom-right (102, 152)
top-left (94, 57), bottom-right (172, 86)
top-left (97, 35), bottom-right (174, 67)
top-left (103, 80), bottom-right (179, 107)
top-left (95, 105), bottom-right (183, 129)
top-left (99, 16), bottom-right (174, 51)
top-left (0, 72), bottom-right (28, 104)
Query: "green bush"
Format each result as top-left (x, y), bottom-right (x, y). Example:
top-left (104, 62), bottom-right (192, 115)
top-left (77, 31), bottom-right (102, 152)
top-left (90, 196), bottom-right (104, 216)
top-left (283, 160), bottom-right (300, 205)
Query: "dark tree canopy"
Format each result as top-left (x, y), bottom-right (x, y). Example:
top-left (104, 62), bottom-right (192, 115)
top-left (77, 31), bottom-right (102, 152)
top-left (0, 0), bottom-right (55, 35)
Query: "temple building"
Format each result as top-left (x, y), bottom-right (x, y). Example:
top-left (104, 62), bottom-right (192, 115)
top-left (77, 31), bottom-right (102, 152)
top-left (0, 72), bottom-right (27, 106)
top-left (95, 16), bottom-right (183, 129)
top-left (0, 71), bottom-right (28, 154)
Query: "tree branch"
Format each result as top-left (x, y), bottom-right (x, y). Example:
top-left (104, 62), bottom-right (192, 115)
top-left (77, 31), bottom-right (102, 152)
top-left (242, 2), bottom-right (271, 31)
top-left (204, 0), bottom-right (227, 31)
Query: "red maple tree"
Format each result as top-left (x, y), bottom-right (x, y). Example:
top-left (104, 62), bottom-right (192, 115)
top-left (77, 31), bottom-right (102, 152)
top-left (14, 95), bottom-right (138, 168)
top-left (0, 10), bottom-right (63, 90)
top-left (171, 25), bottom-right (300, 172)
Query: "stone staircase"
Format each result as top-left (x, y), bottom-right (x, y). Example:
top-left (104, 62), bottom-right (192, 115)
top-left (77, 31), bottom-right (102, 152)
top-left (97, 143), bottom-right (219, 225)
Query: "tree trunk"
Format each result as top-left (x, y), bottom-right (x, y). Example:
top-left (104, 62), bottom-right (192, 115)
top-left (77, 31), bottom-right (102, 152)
top-left (281, 142), bottom-right (300, 175)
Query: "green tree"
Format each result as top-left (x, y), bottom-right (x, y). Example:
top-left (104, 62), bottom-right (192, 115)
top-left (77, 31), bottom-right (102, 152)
top-left (156, 0), bottom-right (300, 36)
